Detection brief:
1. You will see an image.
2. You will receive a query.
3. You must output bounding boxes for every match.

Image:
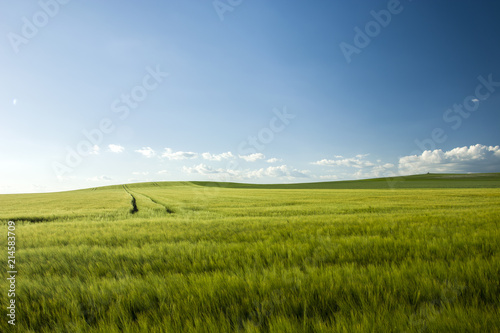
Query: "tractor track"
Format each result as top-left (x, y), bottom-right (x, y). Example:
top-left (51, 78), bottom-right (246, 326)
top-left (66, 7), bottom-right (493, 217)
top-left (122, 185), bottom-right (174, 214)
top-left (122, 185), bottom-right (138, 214)
top-left (135, 191), bottom-right (175, 214)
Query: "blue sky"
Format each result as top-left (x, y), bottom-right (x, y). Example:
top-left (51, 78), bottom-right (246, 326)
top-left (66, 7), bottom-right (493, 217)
top-left (1, 0), bottom-right (499, 193)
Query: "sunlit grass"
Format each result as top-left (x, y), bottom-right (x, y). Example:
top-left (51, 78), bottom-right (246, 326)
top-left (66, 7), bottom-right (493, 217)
top-left (0, 177), bottom-right (499, 332)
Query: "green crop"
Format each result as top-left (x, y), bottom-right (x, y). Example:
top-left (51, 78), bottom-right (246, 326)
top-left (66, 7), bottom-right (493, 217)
top-left (0, 174), bottom-right (499, 332)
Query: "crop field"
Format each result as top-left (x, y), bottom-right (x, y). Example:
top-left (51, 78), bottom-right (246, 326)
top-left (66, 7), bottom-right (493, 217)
top-left (1, 174), bottom-right (499, 332)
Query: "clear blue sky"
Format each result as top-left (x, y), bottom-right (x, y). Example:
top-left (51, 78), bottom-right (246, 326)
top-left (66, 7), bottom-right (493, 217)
top-left (1, 0), bottom-right (499, 193)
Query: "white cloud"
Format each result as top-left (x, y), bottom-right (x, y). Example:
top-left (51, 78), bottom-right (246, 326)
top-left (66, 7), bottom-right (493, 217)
top-left (260, 165), bottom-right (310, 179)
top-left (312, 154), bottom-right (397, 179)
top-left (87, 175), bottom-right (112, 182)
top-left (472, 98), bottom-right (479, 102)
top-left (239, 153), bottom-right (265, 162)
top-left (183, 164), bottom-right (235, 176)
top-left (162, 148), bottom-right (198, 160)
top-left (399, 144), bottom-right (500, 174)
top-left (353, 163), bottom-right (396, 179)
top-left (132, 171), bottom-right (149, 176)
top-left (267, 158), bottom-right (282, 163)
top-left (183, 163), bottom-right (309, 180)
top-left (157, 170), bottom-right (168, 174)
top-left (108, 144), bottom-right (124, 153)
top-left (202, 151), bottom-right (234, 161)
top-left (184, 164), bottom-right (214, 174)
top-left (312, 155), bottom-right (374, 168)
top-left (135, 147), bottom-right (155, 158)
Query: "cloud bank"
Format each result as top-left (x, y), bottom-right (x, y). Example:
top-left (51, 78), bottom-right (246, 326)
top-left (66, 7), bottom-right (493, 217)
top-left (399, 144), bottom-right (500, 174)
top-left (162, 148), bottom-right (198, 160)
top-left (202, 152), bottom-right (234, 161)
top-left (183, 164), bottom-right (309, 180)
top-left (239, 153), bottom-right (265, 162)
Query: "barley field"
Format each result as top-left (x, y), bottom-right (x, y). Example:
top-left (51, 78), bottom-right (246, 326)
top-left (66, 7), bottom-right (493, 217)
top-left (1, 174), bottom-right (499, 332)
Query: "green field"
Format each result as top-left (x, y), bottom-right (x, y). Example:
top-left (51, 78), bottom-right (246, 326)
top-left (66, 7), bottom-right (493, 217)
top-left (1, 174), bottom-right (499, 332)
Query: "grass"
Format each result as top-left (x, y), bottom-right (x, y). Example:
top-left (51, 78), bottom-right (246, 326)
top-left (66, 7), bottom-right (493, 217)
top-left (0, 173), bottom-right (499, 332)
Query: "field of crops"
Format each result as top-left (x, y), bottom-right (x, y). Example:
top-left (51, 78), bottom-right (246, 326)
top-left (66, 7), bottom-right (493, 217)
top-left (1, 174), bottom-right (499, 332)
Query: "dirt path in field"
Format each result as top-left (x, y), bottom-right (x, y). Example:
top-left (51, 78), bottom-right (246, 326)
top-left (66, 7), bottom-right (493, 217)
top-left (122, 185), bottom-right (174, 215)
top-left (135, 191), bottom-right (175, 214)
top-left (122, 185), bottom-right (139, 214)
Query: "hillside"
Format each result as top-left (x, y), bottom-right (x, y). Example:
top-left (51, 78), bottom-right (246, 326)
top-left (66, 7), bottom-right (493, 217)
top-left (149, 173), bottom-right (500, 190)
